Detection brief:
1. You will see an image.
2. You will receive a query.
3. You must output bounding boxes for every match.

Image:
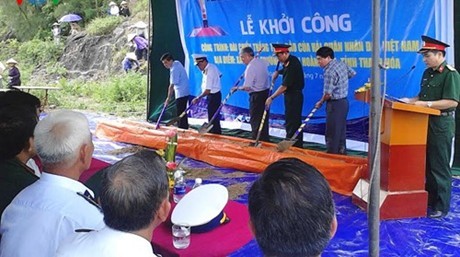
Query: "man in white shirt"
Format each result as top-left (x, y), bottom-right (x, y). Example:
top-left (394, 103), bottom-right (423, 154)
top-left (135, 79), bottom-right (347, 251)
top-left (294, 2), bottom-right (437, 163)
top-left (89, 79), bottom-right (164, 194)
top-left (108, 2), bottom-right (119, 16)
top-left (233, 47), bottom-right (271, 142)
top-left (0, 110), bottom-right (104, 257)
top-left (56, 150), bottom-right (171, 257)
top-left (191, 54), bottom-right (223, 134)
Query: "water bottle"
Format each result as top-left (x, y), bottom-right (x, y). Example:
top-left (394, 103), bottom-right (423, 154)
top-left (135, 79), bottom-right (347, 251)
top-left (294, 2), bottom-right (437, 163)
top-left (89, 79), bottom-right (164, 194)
top-left (173, 170), bottom-right (186, 203)
top-left (192, 178), bottom-right (202, 190)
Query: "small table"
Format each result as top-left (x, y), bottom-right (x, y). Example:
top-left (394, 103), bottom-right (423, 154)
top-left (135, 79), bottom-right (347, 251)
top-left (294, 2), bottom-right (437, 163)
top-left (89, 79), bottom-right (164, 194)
top-left (13, 86), bottom-right (61, 108)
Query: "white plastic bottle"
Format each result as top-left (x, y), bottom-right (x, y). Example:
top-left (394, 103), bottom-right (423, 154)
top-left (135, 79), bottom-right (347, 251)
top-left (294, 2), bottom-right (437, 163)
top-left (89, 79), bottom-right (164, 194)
top-left (173, 170), bottom-right (186, 203)
top-left (192, 178), bottom-right (202, 190)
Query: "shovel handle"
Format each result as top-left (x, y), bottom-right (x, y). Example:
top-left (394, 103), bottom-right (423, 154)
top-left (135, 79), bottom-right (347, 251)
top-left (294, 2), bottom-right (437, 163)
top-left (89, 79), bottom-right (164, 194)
top-left (155, 98), bottom-right (169, 129)
top-left (253, 61), bottom-right (281, 146)
top-left (289, 107), bottom-right (318, 141)
top-left (202, 47), bottom-right (265, 132)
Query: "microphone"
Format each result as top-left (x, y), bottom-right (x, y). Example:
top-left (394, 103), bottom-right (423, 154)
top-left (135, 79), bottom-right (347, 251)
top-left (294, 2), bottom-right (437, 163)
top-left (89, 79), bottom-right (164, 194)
top-left (386, 65), bottom-right (416, 86)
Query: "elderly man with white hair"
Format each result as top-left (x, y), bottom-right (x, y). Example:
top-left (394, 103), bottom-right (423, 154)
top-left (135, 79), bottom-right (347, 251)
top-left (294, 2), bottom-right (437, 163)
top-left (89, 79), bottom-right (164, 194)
top-left (0, 110), bottom-right (104, 257)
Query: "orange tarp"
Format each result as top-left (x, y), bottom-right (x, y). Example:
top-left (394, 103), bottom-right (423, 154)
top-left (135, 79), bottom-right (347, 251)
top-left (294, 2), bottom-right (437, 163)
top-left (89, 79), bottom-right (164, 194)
top-left (95, 120), bottom-right (368, 196)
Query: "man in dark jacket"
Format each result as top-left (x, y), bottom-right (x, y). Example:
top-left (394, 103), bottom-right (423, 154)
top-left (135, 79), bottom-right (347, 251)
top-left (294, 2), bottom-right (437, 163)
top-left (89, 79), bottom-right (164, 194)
top-left (6, 58), bottom-right (21, 89)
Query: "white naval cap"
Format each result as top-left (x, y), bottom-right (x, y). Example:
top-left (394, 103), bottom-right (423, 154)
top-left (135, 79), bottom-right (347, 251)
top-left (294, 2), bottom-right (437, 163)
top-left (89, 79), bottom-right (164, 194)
top-left (192, 54), bottom-right (207, 65)
top-left (171, 184), bottom-right (229, 233)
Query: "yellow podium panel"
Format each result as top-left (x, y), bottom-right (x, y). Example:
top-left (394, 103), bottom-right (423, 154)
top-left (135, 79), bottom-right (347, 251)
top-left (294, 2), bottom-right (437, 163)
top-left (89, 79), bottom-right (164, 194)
top-left (381, 100), bottom-right (440, 145)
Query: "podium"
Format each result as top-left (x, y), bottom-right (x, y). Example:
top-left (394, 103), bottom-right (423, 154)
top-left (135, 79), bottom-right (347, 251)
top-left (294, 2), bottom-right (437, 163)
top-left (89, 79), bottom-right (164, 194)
top-left (352, 91), bottom-right (440, 220)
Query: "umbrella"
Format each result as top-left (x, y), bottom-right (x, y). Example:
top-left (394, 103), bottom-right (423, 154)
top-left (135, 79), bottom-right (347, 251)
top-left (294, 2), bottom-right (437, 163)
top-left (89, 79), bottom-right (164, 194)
top-left (59, 14), bottom-right (82, 23)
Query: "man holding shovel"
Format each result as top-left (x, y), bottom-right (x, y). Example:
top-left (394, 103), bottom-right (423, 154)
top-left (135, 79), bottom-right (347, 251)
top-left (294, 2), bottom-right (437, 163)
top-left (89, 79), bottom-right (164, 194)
top-left (233, 47), bottom-right (271, 142)
top-left (191, 54), bottom-right (222, 134)
top-left (315, 46), bottom-right (356, 154)
top-left (161, 53), bottom-right (190, 129)
top-left (265, 44), bottom-right (305, 148)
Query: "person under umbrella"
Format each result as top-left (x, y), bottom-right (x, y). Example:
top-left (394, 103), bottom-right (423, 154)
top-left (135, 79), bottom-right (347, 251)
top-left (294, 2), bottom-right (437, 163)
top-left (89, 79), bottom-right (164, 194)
top-left (6, 58), bottom-right (21, 89)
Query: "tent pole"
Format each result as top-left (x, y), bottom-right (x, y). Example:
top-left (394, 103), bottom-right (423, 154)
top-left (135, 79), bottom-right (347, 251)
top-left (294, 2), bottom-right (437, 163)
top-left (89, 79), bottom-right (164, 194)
top-left (146, 0), bottom-right (152, 120)
top-left (369, 0), bottom-right (381, 256)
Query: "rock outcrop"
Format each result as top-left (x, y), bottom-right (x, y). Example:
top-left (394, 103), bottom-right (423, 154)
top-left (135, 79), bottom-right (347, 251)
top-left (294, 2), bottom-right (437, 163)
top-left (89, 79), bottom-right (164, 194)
top-left (58, 21), bottom-right (142, 80)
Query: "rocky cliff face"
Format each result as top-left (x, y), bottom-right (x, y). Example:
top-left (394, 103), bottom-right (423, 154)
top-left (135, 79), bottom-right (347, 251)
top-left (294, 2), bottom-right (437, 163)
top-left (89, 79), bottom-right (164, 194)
top-left (59, 21), bottom-right (133, 80)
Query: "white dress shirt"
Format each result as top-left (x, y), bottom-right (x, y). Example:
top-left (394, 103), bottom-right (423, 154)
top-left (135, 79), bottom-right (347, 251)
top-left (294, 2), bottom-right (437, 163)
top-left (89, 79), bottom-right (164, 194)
top-left (56, 226), bottom-right (158, 257)
top-left (201, 63), bottom-right (222, 94)
top-left (243, 58), bottom-right (270, 93)
top-left (0, 172), bottom-right (104, 257)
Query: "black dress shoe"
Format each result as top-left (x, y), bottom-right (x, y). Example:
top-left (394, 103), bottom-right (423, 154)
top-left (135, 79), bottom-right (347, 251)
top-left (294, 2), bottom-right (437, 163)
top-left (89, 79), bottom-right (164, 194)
top-left (427, 210), bottom-right (446, 219)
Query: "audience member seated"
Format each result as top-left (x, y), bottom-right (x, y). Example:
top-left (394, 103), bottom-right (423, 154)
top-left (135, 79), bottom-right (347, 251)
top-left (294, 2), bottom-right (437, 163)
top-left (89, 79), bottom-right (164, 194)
top-left (0, 110), bottom-right (104, 257)
top-left (0, 90), bottom-right (43, 175)
top-left (56, 150), bottom-right (170, 257)
top-left (0, 106), bottom-right (39, 219)
top-left (248, 158), bottom-right (337, 257)
top-left (0, 90), bottom-right (42, 119)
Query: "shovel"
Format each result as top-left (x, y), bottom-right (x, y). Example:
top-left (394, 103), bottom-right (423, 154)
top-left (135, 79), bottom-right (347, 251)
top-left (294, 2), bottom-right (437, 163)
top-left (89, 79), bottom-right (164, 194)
top-left (276, 107), bottom-right (318, 152)
top-left (155, 99), bottom-right (169, 129)
top-left (250, 61), bottom-right (281, 147)
top-left (165, 101), bottom-right (196, 126)
top-left (197, 87), bottom-right (238, 134)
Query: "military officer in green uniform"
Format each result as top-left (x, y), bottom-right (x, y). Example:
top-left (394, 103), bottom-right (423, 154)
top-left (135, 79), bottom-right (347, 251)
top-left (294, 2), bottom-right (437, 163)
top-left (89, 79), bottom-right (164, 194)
top-left (401, 35), bottom-right (460, 219)
top-left (265, 44), bottom-right (305, 148)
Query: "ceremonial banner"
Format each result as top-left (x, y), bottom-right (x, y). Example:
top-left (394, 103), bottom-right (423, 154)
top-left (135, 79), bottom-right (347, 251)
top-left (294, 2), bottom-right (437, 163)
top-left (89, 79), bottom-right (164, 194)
top-left (148, 0), bottom-right (454, 142)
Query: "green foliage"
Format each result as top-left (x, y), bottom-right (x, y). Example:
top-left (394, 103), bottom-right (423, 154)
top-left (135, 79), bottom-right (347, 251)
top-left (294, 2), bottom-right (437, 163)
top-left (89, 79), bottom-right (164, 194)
top-left (0, 0), bottom-right (150, 118)
top-left (86, 16), bottom-right (123, 36)
top-left (18, 39), bottom-right (63, 65)
top-left (0, 38), bottom-right (64, 88)
top-left (133, 0), bottom-right (150, 15)
top-left (52, 73), bottom-right (147, 117)
top-left (0, 0), bottom-right (106, 41)
top-left (45, 63), bottom-right (68, 77)
top-left (0, 39), bottom-right (21, 62)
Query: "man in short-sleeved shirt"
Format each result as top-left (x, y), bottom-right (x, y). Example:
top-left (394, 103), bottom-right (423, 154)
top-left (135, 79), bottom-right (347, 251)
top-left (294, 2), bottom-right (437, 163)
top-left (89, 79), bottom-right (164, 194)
top-left (401, 36), bottom-right (460, 219)
top-left (192, 54), bottom-right (222, 134)
top-left (315, 46), bottom-right (356, 154)
top-left (266, 44), bottom-right (305, 148)
top-left (161, 53), bottom-right (190, 129)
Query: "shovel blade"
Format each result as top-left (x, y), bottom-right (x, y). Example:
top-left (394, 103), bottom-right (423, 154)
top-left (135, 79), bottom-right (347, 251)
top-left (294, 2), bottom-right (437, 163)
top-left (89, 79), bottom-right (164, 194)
top-left (248, 141), bottom-right (263, 148)
top-left (198, 122), bottom-right (212, 134)
top-left (276, 140), bottom-right (296, 152)
top-left (165, 117), bottom-right (181, 126)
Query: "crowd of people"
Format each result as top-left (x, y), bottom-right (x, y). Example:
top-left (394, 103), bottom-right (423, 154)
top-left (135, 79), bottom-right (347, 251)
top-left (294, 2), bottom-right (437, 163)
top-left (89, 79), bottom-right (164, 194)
top-left (0, 33), bottom-right (458, 256)
top-left (159, 35), bottom-right (460, 221)
top-left (108, 1), bottom-right (131, 17)
top-left (0, 89), bottom-right (337, 256)
top-left (160, 43), bottom-right (355, 151)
